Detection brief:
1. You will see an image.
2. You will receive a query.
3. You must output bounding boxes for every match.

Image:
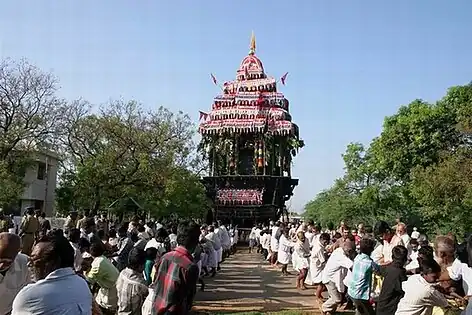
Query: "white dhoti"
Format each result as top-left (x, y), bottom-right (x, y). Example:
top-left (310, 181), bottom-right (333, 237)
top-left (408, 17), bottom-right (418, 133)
top-left (293, 251), bottom-right (309, 272)
top-left (277, 249), bottom-right (291, 265)
top-left (270, 237), bottom-right (279, 252)
top-left (197, 260), bottom-right (202, 276)
top-left (201, 252), bottom-right (208, 268)
top-left (216, 248), bottom-right (223, 263)
top-left (141, 288), bottom-right (154, 315)
top-left (208, 250), bottom-right (218, 268)
top-left (292, 252), bottom-right (300, 271)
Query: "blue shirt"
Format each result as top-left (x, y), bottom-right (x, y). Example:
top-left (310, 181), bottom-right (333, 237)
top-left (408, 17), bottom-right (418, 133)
top-left (348, 253), bottom-right (379, 300)
top-left (12, 267), bottom-right (92, 315)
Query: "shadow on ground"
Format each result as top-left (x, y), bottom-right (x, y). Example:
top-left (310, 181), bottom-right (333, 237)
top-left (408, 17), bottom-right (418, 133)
top-left (192, 250), bottom-right (318, 314)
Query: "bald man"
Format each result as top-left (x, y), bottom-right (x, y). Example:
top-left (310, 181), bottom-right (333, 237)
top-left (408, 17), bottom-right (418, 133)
top-left (395, 222), bottom-right (411, 249)
top-left (0, 233), bottom-right (32, 315)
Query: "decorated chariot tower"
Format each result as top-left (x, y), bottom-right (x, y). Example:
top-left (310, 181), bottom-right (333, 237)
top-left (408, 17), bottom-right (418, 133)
top-left (198, 33), bottom-right (303, 226)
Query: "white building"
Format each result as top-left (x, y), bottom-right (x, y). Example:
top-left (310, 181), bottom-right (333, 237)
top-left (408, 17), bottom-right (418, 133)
top-left (19, 151), bottom-right (59, 216)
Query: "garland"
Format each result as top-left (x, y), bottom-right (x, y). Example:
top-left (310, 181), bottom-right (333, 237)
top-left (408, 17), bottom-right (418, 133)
top-left (199, 119), bottom-right (295, 135)
top-left (209, 106), bottom-right (288, 120)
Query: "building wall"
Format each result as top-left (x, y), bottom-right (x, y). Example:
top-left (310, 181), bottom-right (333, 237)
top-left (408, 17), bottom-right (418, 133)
top-left (20, 152), bottom-right (59, 216)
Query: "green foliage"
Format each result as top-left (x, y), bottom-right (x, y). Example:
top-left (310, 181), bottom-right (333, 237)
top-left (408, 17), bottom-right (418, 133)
top-left (0, 59), bottom-right (68, 210)
top-left (410, 148), bottom-right (472, 237)
top-left (304, 83), bottom-right (472, 236)
top-left (0, 58), bottom-right (207, 218)
top-left (56, 100), bottom-right (208, 219)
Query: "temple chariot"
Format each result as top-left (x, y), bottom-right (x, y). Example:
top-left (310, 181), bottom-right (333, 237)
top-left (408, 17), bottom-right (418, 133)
top-left (198, 33), bottom-right (303, 227)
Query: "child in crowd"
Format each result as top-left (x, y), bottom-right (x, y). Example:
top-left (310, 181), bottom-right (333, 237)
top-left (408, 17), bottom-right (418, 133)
top-left (348, 238), bottom-right (378, 315)
top-left (376, 245), bottom-right (408, 315)
top-left (144, 247), bottom-right (158, 285)
top-left (395, 259), bottom-right (449, 315)
top-left (108, 228), bottom-right (118, 248)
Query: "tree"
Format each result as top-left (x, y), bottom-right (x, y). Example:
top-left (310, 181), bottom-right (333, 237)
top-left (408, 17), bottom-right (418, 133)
top-left (410, 148), bottom-right (472, 236)
top-left (56, 100), bottom-right (208, 219)
top-left (372, 99), bottom-right (459, 182)
top-left (0, 59), bottom-right (69, 207)
top-left (304, 83), bottom-right (472, 234)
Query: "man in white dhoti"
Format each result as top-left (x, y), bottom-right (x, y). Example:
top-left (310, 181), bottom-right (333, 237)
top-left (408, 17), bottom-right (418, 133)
top-left (270, 222), bottom-right (281, 266)
top-left (206, 225), bottom-right (222, 271)
top-left (260, 228), bottom-right (271, 261)
top-left (293, 231), bottom-right (311, 289)
top-left (217, 221), bottom-right (231, 259)
top-left (229, 224), bottom-right (238, 254)
top-left (321, 239), bottom-right (355, 314)
top-left (277, 226), bottom-right (295, 275)
top-left (306, 232), bottom-right (331, 302)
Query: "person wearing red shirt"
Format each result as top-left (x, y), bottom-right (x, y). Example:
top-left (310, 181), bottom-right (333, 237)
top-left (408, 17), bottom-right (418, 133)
top-left (152, 220), bottom-right (200, 315)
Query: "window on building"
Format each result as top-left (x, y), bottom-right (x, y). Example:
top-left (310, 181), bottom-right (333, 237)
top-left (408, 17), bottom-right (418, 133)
top-left (37, 162), bottom-right (46, 180)
top-left (34, 200), bottom-right (43, 211)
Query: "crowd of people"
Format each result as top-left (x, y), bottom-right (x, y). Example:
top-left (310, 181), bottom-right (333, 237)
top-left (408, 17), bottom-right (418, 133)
top-left (248, 219), bottom-right (472, 315)
top-left (4, 206), bottom-right (472, 315)
top-left (0, 207), bottom-right (240, 315)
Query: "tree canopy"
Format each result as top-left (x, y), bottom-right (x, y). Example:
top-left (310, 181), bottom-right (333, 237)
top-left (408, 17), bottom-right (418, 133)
top-left (304, 83), bottom-right (472, 236)
top-left (0, 58), bottom-right (209, 219)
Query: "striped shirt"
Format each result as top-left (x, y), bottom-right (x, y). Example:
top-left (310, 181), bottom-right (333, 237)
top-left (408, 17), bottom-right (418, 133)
top-left (153, 246), bottom-right (199, 315)
top-left (348, 253), bottom-right (379, 300)
top-left (116, 268), bottom-right (148, 315)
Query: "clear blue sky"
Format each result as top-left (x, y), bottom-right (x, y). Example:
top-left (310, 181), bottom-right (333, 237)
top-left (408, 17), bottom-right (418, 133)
top-left (1, 1), bottom-right (471, 213)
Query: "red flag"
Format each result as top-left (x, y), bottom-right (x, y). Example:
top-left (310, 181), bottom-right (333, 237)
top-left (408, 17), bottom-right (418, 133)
top-left (199, 111), bottom-right (208, 121)
top-left (280, 72), bottom-right (288, 85)
top-left (210, 73), bottom-right (217, 85)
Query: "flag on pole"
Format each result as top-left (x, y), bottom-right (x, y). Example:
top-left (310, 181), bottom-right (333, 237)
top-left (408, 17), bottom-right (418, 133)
top-left (280, 72), bottom-right (289, 85)
top-left (210, 73), bottom-right (217, 85)
top-left (199, 111), bottom-right (208, 121)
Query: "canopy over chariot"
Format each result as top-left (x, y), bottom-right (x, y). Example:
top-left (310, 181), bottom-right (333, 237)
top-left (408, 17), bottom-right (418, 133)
top-left (198, 32), bottom-right (304, 227)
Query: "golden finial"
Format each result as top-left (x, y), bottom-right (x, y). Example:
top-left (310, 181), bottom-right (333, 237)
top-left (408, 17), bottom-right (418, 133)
top-left (249, 31), bottom-right (256, 55)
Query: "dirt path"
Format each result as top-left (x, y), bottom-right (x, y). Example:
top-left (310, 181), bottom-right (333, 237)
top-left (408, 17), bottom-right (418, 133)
top-left (193, 250), bottom-right (319, 314)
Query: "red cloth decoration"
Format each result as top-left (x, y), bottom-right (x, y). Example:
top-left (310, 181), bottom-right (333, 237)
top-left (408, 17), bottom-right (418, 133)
top-left (216, 189), bottom-right (263, 205)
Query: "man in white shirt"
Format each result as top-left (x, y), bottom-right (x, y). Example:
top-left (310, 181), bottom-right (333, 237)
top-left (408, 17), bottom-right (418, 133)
top-left (396, 223), bottom-right (411, 249)
top-left (375, 220), bottom-right (404, 264)
top-left (248, 226), bottom-right (257, 253)
top-left (288, 224), bottom-right (297, 241)
top-left (411, 227), bottom-right (420, 240)
top-left (206, 225), bottom-right (222, 270)
top-left (218, 221), bottom-right (231, 257)
top-left (270, 222), bottom-right (281, 266)
top-left (12, 232), bottom-right (92, 315)
top-left (322, 240), bottom-right (355, 314)
top-left (0, 233), bottom-right (31, 315)
top-left (68, 229), bottom-right (83, 272)
top-left (254, 225), bottom-right (262, 253)
top-left (395, 259), bottom-right (448, 315)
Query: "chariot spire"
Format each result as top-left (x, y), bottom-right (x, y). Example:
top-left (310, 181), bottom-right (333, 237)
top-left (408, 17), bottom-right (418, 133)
top-left (249, 31), bottom-right (256, 55)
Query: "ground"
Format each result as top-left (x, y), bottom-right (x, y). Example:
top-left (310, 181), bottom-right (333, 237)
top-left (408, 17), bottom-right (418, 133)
top-left (192, 250), bottom-right (325, 315)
